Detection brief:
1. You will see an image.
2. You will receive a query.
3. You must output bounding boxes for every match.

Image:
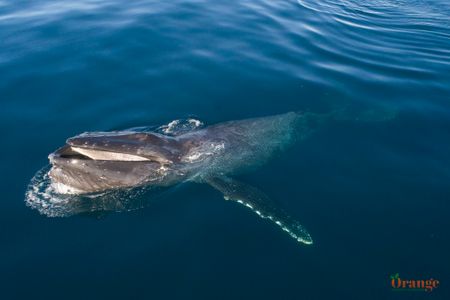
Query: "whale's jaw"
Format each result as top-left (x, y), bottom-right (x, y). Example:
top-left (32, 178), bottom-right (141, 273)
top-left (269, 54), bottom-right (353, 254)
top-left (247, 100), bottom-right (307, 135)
top-left (47, 132), bottom-right (180, 194)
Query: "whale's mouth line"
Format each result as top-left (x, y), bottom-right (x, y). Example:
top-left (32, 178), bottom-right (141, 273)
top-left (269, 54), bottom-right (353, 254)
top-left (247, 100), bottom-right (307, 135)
top-left (70, 146), bottom-right (150, 161)
top-left (50, 145), bottom-right (150, 162)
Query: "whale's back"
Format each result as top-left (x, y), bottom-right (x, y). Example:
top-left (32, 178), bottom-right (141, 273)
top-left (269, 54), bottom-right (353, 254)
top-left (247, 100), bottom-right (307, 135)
top-left (182, 112), bottom-right (302, 177)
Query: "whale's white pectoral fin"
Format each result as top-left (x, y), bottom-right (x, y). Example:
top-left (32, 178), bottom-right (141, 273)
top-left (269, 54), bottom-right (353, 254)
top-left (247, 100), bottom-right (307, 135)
top-left (204, 176), bottom-right (313, 245)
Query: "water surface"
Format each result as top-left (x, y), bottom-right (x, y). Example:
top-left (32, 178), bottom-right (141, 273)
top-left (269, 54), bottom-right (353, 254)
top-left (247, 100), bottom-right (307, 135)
top-left (1, 0), bottom-right (449, 299)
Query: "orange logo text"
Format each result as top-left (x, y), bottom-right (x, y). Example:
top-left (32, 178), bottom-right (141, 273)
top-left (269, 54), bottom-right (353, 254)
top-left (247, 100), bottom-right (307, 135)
top-left (390, 273), bottom-right (439, 292)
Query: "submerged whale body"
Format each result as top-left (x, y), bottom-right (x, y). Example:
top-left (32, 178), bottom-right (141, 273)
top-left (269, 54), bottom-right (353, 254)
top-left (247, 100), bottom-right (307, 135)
top-left (30, 110), bottom-right (385, 245)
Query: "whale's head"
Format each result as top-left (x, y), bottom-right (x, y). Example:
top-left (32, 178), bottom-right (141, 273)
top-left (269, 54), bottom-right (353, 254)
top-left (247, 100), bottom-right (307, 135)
top-left (48, 132), bottom-right (182, 194)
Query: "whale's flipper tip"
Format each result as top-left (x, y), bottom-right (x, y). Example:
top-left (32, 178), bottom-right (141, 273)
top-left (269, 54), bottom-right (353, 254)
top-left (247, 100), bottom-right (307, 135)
top-left (204, 175), bottom-right (313, 245)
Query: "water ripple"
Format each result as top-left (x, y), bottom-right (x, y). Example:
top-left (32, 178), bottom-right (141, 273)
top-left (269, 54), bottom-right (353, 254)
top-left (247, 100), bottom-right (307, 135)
top-left (1, 0), bottom-right (449, 120)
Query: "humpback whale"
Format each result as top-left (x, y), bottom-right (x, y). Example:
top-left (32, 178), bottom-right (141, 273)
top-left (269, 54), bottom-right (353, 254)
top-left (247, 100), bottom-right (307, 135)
top-left (27, 110), bottom-right (393, 244)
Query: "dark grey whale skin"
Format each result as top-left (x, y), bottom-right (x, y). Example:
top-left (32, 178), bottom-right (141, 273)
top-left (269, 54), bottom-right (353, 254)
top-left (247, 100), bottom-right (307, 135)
top-left (48, 112), bottom-right (301, 194)
top-left (43, 110), bottom-right (391, 244)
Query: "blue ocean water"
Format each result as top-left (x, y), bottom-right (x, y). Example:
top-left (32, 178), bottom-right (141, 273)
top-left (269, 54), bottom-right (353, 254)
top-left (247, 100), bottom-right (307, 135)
top-left (1, 0), bottom-right (450, 299)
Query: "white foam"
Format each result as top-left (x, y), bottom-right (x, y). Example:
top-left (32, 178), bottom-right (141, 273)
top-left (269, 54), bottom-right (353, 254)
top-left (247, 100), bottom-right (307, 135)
top-left (162, 120), bottom-right (180, 134)
top-left (159, 118), bottom-right (204, 135)
top-left (50, 181), bottom-right (84, 195)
